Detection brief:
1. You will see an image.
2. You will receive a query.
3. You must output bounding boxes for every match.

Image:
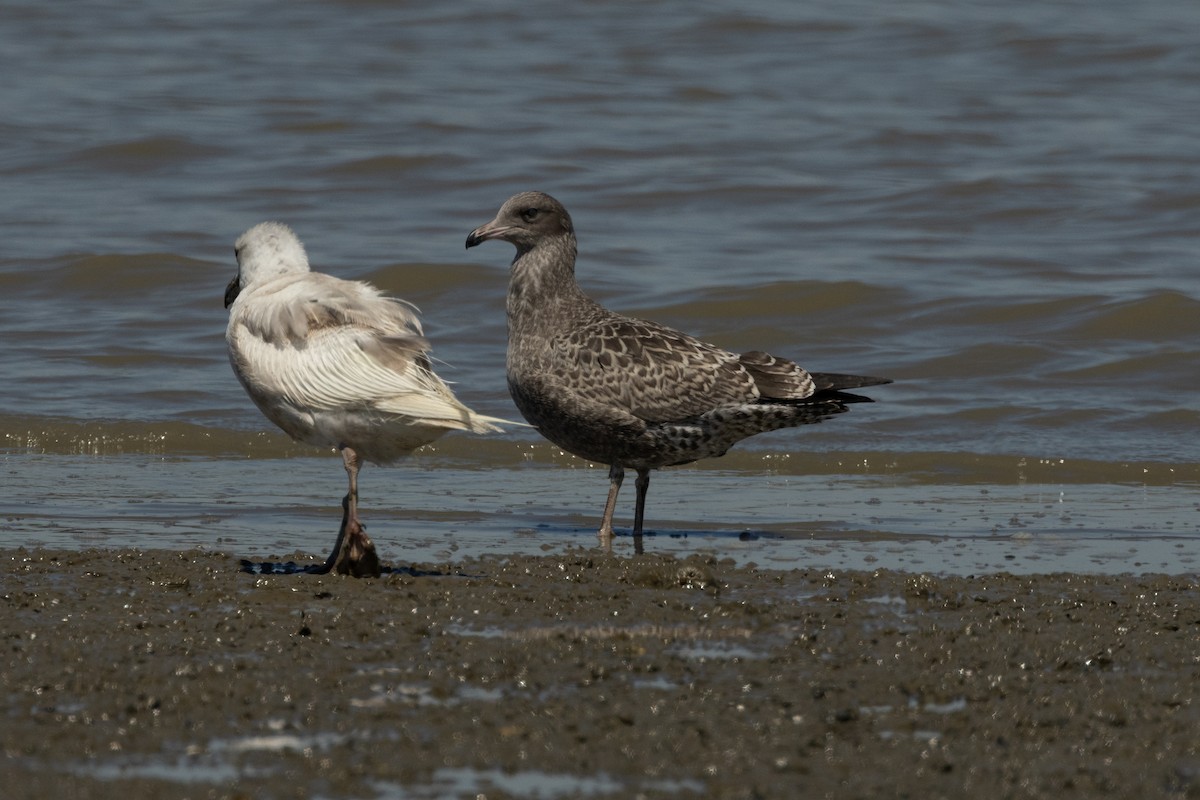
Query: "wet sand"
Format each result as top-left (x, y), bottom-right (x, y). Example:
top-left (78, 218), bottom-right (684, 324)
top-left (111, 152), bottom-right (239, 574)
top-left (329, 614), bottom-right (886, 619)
top-left (3, 547), bottom-right (1198, 799)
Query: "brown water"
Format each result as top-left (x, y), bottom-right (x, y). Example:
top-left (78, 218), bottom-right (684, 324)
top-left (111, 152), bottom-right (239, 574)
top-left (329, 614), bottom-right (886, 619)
top-left (1, 1), bottom-right (1197, 574)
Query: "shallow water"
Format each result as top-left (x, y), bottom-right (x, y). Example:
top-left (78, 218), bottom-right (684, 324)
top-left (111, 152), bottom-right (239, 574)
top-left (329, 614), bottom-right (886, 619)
top-left (1, 0), bottom-right (1197, 574)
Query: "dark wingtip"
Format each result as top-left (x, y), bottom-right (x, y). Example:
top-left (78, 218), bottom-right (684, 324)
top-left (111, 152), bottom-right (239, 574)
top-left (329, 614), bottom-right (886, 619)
top-left (810, 373), bottom-right (893, 392)
top-left (822, 390), bottom-right (876, 404)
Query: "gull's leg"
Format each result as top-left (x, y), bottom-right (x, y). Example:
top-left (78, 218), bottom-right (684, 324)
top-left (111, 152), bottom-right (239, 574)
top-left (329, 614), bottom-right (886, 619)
top-left (596, 464), bottom-right (624, 551)
top-left (311, 497), bottom-right (349, 575)
top-left (631, 468), bottom-right (651, 556)
top-left (330, 446), bottom-right (381, 578)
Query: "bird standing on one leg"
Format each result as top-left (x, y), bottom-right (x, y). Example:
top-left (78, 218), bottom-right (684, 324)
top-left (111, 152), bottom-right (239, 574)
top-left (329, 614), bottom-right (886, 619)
top-left (225, 221), bottom-right (509, 576)
top-left (466, 191), bottom-right (890, 552)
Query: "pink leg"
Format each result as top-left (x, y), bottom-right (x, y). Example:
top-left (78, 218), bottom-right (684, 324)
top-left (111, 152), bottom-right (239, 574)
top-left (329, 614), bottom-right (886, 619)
top-left (320, 446), bottom-right (381, 578)
top-left (596, 464), bottom-right (624, 551)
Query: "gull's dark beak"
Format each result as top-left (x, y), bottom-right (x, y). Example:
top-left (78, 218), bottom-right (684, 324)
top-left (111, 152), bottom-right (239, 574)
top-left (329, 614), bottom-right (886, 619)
top-left (465, 220), bottom-right (510, 249)
top-left (224, 275), bottom-right (241, 309)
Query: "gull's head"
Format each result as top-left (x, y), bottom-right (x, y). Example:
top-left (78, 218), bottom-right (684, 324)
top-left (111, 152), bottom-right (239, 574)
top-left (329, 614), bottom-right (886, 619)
top-left (465, 191), bottom-right (574, 256)
top-left (225, 221), bottom-right (310, 309)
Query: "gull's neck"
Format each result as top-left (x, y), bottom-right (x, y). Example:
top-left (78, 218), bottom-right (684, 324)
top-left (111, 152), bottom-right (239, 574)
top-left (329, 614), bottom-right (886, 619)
top-left (507, 233), bottom-right (596, 339)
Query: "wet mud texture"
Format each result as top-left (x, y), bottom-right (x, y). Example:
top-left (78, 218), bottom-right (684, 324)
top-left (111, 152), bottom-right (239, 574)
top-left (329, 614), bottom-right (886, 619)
top-left (3, 548), bottom-right (1199, 799)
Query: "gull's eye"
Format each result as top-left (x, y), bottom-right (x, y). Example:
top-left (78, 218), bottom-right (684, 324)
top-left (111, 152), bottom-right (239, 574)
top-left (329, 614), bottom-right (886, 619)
top-left (520, 207), bottom-right (540, 222)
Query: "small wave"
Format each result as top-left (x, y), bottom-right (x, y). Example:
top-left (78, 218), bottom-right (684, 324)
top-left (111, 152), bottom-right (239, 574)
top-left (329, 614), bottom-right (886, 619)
top-left (319, 154), bottom-right (464, 178)
top-left (0, 416), bottom-right (297, 458)
top-left (3, 414), bottom-right (1193, 488)
top-left (66, 136), bottom-right (227, 174)
top-left (1059, 290), bottom-right (1200, 342)
top-left (47, 252), bottom-right (216, 297)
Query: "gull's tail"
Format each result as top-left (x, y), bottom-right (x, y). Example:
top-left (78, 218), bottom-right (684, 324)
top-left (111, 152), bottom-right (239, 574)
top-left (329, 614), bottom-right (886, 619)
top-left (463, 410), bottom-right (524, 435)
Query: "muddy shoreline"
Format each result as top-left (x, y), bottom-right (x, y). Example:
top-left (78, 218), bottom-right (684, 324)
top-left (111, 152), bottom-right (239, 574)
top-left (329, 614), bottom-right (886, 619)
top-left (3, 547), bottom-right (1198, 798)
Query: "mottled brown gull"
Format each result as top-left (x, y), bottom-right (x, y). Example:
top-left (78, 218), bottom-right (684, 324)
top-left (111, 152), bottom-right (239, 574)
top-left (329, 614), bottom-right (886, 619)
top-left (225, 221), bottom-right (509, 577)
top-left (466, 191), bottom-right (890, 550)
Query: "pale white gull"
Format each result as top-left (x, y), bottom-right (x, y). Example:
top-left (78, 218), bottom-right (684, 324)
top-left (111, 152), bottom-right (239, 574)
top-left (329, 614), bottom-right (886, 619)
top-left (466, 191), bottom-right (891, 552)
top-left (225, 221), bottom-right (508, 576)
